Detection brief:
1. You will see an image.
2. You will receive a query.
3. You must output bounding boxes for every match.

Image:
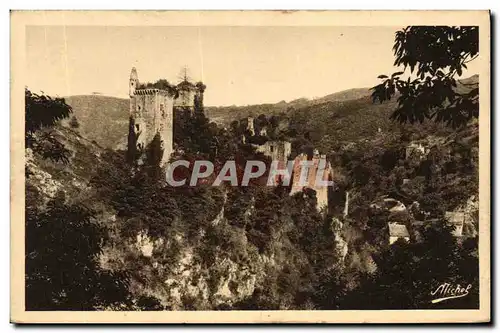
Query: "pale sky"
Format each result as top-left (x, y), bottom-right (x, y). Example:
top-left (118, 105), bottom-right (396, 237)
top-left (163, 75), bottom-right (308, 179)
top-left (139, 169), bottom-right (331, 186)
top-left (25, 26), bottom-right (479, 106)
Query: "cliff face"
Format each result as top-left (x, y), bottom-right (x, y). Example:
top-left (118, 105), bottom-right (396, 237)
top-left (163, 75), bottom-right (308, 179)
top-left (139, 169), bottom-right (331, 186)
top-left (101, 229), bottom-right (272, 309)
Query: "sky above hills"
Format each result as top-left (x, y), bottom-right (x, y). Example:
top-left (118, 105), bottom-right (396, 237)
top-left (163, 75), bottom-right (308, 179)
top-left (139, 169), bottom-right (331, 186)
top-left (26, 25), bottom-right (480, 107)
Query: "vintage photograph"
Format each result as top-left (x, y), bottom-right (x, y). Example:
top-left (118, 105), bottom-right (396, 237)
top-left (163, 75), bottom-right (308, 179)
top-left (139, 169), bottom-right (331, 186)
top-left (11, 11), bottom-right (490, 323)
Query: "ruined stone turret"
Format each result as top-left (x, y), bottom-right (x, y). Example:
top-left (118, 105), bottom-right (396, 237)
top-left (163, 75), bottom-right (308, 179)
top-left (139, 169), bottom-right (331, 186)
top-left (246, 117), bottom-right (255, 136)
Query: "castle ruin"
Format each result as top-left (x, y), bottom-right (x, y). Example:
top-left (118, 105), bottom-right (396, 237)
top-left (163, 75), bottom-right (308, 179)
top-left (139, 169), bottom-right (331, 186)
top-left (246, 116), bottom-right (256, 136)
top-left (128, 67), bottom-right (203, 165)
top-left (290, 150), bottom-right (334, 211)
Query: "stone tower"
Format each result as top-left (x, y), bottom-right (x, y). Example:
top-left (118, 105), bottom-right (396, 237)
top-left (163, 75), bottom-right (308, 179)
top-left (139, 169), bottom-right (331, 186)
top-left (128, 67), bottom-right (175, 165)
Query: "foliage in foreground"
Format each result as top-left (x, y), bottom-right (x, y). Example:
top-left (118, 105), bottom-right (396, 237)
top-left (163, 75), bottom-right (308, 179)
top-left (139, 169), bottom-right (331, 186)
top-left (371, 26), bottom-right (479, 128)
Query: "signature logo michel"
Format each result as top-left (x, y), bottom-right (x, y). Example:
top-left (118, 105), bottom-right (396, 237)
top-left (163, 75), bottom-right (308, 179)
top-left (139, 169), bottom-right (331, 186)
top-left (430, 282), bottom-right (472, 304)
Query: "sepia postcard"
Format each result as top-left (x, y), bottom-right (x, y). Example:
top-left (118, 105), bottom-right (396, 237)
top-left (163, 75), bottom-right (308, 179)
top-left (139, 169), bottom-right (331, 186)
top-left (11, 10), bottom-right (491, 323)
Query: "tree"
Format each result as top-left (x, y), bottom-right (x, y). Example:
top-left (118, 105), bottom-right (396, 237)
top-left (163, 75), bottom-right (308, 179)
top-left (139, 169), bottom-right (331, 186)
top-left (126, 116), bottom-right (140, 165)
top-left (145, 133), bottom-right (164, 180)
top-left (25, 88), bottom-right (72, 136)
top-left (194, 81), bottom-right (206, 114)
top-left (372, 26), bottom-right (479, 128)
top-left (139, 79), bottom-right (178, 98)
top-left (173, 80), bottom-right (236, 161)
top-left (342, 223), bottom-right (479, 309)
top-left (247, 187), bottom-right (288, 253)
top-left (25, 88), bottom-right (73, 163)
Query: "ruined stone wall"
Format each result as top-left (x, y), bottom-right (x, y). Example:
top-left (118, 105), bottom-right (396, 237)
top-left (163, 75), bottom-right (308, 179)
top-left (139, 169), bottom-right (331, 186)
top-left (256, 141), bottom-right (291, 162)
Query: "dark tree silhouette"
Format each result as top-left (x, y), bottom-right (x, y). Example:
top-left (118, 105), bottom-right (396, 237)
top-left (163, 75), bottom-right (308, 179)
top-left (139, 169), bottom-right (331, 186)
top-left (25, 195), bottom-right (130, 310)
top-left (126, 116), bottom-right (140, 165)
top-left (341, 223), bottom-right (479, 309)
top-left (194, 81), bottom-right (206, 114)
top-left (25, 88), bottom-right (73, 163)
top-left (136, 295), bottom-right (165, 310)
top-left (371, 26), bottom-right (479, 128)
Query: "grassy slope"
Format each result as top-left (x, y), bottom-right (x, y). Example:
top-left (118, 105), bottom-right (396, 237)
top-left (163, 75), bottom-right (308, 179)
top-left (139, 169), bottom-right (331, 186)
top-left (205, 88), bottom-right (372, 125)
